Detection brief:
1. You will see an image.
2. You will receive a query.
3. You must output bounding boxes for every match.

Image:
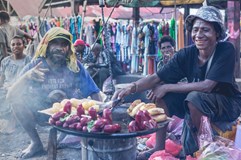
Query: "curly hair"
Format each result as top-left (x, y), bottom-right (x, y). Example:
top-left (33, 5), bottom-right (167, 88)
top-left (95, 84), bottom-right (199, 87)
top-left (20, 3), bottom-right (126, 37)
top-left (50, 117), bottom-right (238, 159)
top-left (158, 35), bottom-right (175, 49)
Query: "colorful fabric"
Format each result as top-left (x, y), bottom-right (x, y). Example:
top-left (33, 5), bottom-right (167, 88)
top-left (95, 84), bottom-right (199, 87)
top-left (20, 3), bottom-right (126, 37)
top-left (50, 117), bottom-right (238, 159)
top-left (185, 6), bottom-right (226, 40)
top-left (34, 27), bottom-right (79, 73)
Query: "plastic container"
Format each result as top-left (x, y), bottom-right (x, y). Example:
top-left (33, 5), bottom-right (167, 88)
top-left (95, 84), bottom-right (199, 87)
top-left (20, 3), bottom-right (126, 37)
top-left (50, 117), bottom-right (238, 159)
top-left (235, 124), bottom-right (241, 149)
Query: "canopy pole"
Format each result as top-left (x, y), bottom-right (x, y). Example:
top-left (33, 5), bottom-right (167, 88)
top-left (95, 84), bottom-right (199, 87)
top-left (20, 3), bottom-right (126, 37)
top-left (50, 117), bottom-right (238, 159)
top-left (174, 0), bottom-right (178, 50)
top-left (80, 0), bottom-right (87, 39)
top-left (227, 0), bottom-right (240, 77)
top-left (131, 7), bottom-right (139, 74)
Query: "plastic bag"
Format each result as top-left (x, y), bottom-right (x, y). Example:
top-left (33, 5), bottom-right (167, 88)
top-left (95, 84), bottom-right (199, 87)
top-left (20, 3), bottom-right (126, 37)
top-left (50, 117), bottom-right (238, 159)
top-left (167, 115), bottom-right (183, 143)
top-left (165, 139), bottom-right (182, 156)
top-left (198, 141), bottom-right (241, 160)
top-left (197, 116), bottom-right (213, 149)
top-left (148, 150), bottom-right (178, 160)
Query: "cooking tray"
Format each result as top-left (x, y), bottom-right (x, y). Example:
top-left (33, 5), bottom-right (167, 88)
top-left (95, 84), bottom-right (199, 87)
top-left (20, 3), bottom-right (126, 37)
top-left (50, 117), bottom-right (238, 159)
top-left (52, 104), bottom-right (171, 139)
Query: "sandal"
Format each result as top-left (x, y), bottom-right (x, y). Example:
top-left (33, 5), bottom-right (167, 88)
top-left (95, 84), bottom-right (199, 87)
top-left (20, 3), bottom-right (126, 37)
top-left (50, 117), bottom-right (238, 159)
top-left (136, 150), bottom-right (153, 160)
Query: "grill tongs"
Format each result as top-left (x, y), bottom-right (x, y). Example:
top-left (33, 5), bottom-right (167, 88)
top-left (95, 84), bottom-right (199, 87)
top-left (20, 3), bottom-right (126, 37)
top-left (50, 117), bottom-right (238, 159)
top-left (99, 98), bottom-right (124, 114)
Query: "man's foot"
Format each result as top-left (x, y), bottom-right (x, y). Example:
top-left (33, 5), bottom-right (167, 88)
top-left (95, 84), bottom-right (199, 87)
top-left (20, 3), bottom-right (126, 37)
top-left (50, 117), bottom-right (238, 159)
top-left (136, 148), bottom-right (157, 160)
top-left (20, 142), bottom-right (45, 159)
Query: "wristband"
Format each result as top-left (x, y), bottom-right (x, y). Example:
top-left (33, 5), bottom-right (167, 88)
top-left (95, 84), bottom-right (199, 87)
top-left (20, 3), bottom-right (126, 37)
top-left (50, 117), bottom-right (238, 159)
top-left (131, 82), bottom-right (137, 94)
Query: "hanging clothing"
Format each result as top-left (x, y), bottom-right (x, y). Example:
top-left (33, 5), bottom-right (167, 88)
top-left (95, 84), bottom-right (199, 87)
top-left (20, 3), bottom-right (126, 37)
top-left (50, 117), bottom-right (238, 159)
top-left (170, 17), bottom-right (176, 41)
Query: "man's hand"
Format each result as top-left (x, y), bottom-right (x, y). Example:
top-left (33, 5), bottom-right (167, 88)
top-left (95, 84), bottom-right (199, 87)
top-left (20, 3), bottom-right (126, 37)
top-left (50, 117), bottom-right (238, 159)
top-left (111, 83), bottom-right (135, 100)
top-left (88, 63), bottom-right (95, 67)
top-left (26, 62), bottom-right (49, 82)
top-left (147, 84), bottom-right (168, 103)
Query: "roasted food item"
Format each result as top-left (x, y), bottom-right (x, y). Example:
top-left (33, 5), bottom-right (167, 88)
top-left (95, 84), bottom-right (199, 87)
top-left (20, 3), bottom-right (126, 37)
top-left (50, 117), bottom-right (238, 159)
top-left (127, 99), bottom-right (142, 114)
top-left (127, 100), bottom-right (168, 123)
top-left (129, 102), bottom-right (145, 117)
top-left (140, 103), bottom-right (156, 111)
top-left (147, 108), bottom-right (165, 116)
top-left (151, 114), bottom-right (167, 122)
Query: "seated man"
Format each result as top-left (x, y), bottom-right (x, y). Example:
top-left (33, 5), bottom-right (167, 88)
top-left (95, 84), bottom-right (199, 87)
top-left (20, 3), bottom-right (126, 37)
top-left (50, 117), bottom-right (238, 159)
top-left (6, 27), bottom-right (102, 158)
top-left (112, 6), bottom-right (241, 159)
top-left (86, 43), bottom-right (110, 90)
top-left (0, 35), bottom-right (32, 134)
top-left (73, 39), bottom-right (91, 63)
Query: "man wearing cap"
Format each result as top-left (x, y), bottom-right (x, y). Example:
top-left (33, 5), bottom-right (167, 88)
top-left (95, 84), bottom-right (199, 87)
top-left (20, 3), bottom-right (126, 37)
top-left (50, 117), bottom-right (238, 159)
top-left (73, 39), bottom-right (92, 63)
top-left (6, 27), bottom-right (102, 158)
top-left (112, 6), bottom-right (241, 158)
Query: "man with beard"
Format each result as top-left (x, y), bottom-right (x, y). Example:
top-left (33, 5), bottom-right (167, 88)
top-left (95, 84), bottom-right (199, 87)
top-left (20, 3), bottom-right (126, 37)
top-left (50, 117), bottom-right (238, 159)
top-left (6, 27), bottom-right (102, 158)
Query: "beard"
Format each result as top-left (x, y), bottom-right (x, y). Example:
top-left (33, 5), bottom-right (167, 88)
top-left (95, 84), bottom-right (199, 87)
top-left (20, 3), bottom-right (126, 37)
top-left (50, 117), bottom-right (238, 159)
top-left (47, 49), bottom-right (68, 66)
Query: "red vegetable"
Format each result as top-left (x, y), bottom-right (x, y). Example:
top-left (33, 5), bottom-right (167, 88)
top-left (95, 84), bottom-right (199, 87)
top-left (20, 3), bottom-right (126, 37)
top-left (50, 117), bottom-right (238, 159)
top-left (63, 101), bottom-right (72, 114)
top-left (93, 118), bottom-right (108, 130)
top-left (90, 126), bottom-right (101, 132)
top-left (112, 123), bottom-right (121, 132)
top-left (68, 122), bottom-right (78, 129)
top-left (88, 107), bottom-right (97, 120)
top-left (143, 110), bottom-right (152, 121)
top-left (82, 126), bottom-right (88, 132)
top-left (49, 117), bottom-right (56, 125)
top-left (142, 121), bottom-right (152, 130)
top-left (77, 104), bottom-right (85, 117)
top-left (135, 110), bottom-right (146, 130)
top-left (143, 119), bottom-right (157, 130)
top-left (103, 124), bottom-right (117, 134)
top-left (103, 108), bottom-right (112, 123)
top-left (52, 111), bottom-right (67, 121)
top-left (66, 115), bottom-right (80, 125)
top-left (63, 122), bottom-right (69, 128)
top-left (149, 119), bottom-right (157, 128)
top-left (76, 123), bottom-right (82, 131)
top-left (128, 120), bottom-right (138, 132)
top-left (55, 120), bottom-right (63, 127)
top-left (80, 117), bottom-right (89, 126)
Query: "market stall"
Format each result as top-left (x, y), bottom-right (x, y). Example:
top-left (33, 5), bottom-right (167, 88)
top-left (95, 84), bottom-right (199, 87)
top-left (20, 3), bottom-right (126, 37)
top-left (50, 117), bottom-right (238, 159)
top-left (41, 98), bottom-right (170, 160)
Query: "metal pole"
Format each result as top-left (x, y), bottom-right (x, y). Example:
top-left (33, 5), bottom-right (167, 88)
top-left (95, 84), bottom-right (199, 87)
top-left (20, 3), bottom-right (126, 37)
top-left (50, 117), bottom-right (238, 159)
top-left (80, 0), bottom-right (87, 39)
top-left (7, 0), bottom-right (10, 14)
top-left (174, 0), bottom-right (178, 50)
top-left (227, 0), bottom-right (240, 78)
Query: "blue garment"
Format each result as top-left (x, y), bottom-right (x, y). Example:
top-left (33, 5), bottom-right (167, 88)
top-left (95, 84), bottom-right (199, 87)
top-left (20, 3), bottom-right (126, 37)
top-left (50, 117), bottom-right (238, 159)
top-left (19, 58), bottom-right (100, 99)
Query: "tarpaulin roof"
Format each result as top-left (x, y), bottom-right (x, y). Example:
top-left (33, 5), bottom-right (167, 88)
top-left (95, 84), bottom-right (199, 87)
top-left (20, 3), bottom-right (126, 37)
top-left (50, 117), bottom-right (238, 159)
top-left (106, 0), bottom-right (204, 7)
top-left (48, 5), bottom-right (179, 20)
top-left (4, 0), bottom-right (70, 18)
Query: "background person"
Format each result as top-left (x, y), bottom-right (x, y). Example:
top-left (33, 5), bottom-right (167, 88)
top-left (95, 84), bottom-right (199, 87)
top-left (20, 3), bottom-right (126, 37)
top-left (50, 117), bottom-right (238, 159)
top-left (85, 43), bottom-right (110, 89)
top-left (157, 35), bottom-right (175, 70)
top-left (112, 6), bottom-right (241, 159)
top-left (6, 27), bottom-right (102, 159)
top-left (0, 35), bottom-right (32, 134)
top-left (73, 39), bottom-right (91, 62)
top-left (0, 11), bottom-right (33, 62)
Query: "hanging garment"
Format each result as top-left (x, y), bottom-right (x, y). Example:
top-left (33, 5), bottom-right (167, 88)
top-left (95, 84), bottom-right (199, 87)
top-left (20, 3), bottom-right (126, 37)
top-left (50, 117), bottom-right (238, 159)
top-left (77, 16), bottom-right (82, 38)
top-left (178, 14), bottom-right (184, 50)
top-left (170, 17), bottom-right (176, 41)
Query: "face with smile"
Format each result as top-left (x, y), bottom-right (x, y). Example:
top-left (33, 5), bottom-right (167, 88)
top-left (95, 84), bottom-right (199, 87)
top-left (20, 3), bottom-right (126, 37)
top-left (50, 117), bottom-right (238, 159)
top-left (191, 18), bottom-right (218, 52)
top-left (46, 38), bottom-right (70, 66)
top-left (160, 41), bottom-right (174, 63)
top-left (11, 38), bottom-right (25, 57)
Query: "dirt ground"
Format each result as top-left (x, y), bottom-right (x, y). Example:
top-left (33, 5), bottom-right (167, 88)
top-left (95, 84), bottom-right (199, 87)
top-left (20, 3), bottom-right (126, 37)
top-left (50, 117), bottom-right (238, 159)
top-left (0, 125), bottom-right (81, 160)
